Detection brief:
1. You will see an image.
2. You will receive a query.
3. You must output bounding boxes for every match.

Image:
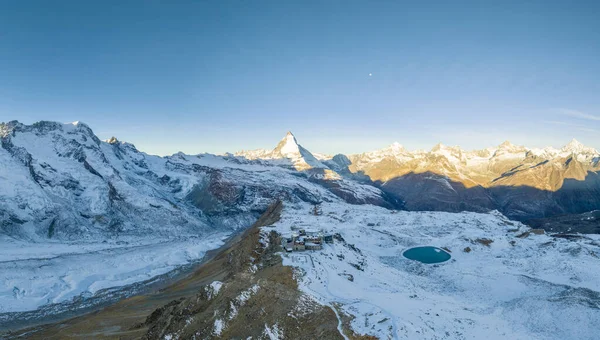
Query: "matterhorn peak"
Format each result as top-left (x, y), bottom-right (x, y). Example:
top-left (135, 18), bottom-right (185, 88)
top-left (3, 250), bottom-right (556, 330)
top-left (273, 131), bottom-right (301, 156)
top-left (266, 131), bottom-right (326, 170)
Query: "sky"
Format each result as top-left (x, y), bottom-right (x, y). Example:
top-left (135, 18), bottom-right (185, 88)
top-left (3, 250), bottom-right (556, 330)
top-left (1, 1), bottom-right (599, 156)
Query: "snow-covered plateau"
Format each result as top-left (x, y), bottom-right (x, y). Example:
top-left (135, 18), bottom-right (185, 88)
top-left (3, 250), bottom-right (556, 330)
top-left (267, 202), bottom-right (600, 340)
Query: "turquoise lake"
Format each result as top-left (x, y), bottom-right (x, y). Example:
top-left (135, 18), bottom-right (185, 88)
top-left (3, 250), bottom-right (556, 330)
top-left (403, 246), bottom-right (451, 264)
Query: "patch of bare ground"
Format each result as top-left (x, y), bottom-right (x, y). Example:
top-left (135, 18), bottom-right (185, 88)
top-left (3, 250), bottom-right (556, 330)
top-left (11, 201), bottom-right (346, 339)
top-left (516, 228), bottom-right (546, 239)
top-left (474, 238), bottom-right (494, 246)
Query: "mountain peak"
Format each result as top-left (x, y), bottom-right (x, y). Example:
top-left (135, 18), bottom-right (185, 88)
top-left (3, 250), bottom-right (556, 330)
top-left (268, 132), bottom-right (326, 170)
top-left (389, 142), bottom-right (404, 149)
top-left (564, 138), bottom-right (583, 149)
top-left (274, 131), bottom-right (300, 156)
top-left (431, 142), bottom-right (445, 152)
top-left (377, 142), bottom-right (406, 154)
top-left (431, 143), bottom-right (462, 153)
top-left (561, 138), bottom-right (596, 154)
top-left (495, 140), bottom-right (527, 154)
top-left (106, 136), bottom-right (120, 144)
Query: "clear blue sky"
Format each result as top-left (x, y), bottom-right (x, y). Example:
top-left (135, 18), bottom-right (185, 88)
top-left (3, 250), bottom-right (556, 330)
top-left (1, 1), bottom-right (599, 155)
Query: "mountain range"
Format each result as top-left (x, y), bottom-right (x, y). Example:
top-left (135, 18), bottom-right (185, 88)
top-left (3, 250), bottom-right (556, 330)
top-left (239, 131), bottom-right (600, 222)
top-left (2, 120), bottom-right (600, 339)
top-left (0, 121), bottom-right (389, 242)
top-left (2, 120), bottom-right (600, 244)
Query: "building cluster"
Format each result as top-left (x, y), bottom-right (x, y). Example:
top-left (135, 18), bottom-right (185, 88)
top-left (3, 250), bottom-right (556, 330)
top-left (283, 228), bottom-right (333, 252)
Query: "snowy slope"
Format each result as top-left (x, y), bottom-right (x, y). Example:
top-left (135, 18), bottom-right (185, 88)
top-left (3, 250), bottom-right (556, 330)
top-left (268, 202), bottom-right (600, 340)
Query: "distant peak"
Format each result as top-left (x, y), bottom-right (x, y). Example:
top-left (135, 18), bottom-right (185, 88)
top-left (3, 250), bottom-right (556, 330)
top-left (66, 120), bottom-right (93, 132)
top-left (107, 136), bottom-right (120, 144)
top-left (566, 138), bottom-right (583, 147)
top-left (431, 142), bottom-right (446, 152)
top-left (268, 131), bottom-right (325, 170)
top-left (386, 142), bottom-right (405, 153)
top-left (281, 131), bottom-right (297, 141)
top-left (273, 131), bottom-right (301, 155)
top-left (280, 131), bottom-right (298, 144)
top-left (562, 138), bottom-right (588, 153)
top-left (496, 140), bottom-right (527, 153)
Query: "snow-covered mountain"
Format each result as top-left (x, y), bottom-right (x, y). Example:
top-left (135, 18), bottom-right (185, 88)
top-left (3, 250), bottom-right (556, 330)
top-left (233, 134), bottom-right (600, 221)
top-left (0, 121), bottom-right (393, 242)
top-left (318, 139), bottom-right (600, 220)
top-left (328, 138), bottom-right (599, 187)
top-left (0, 121), bottom-right (393, 313)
